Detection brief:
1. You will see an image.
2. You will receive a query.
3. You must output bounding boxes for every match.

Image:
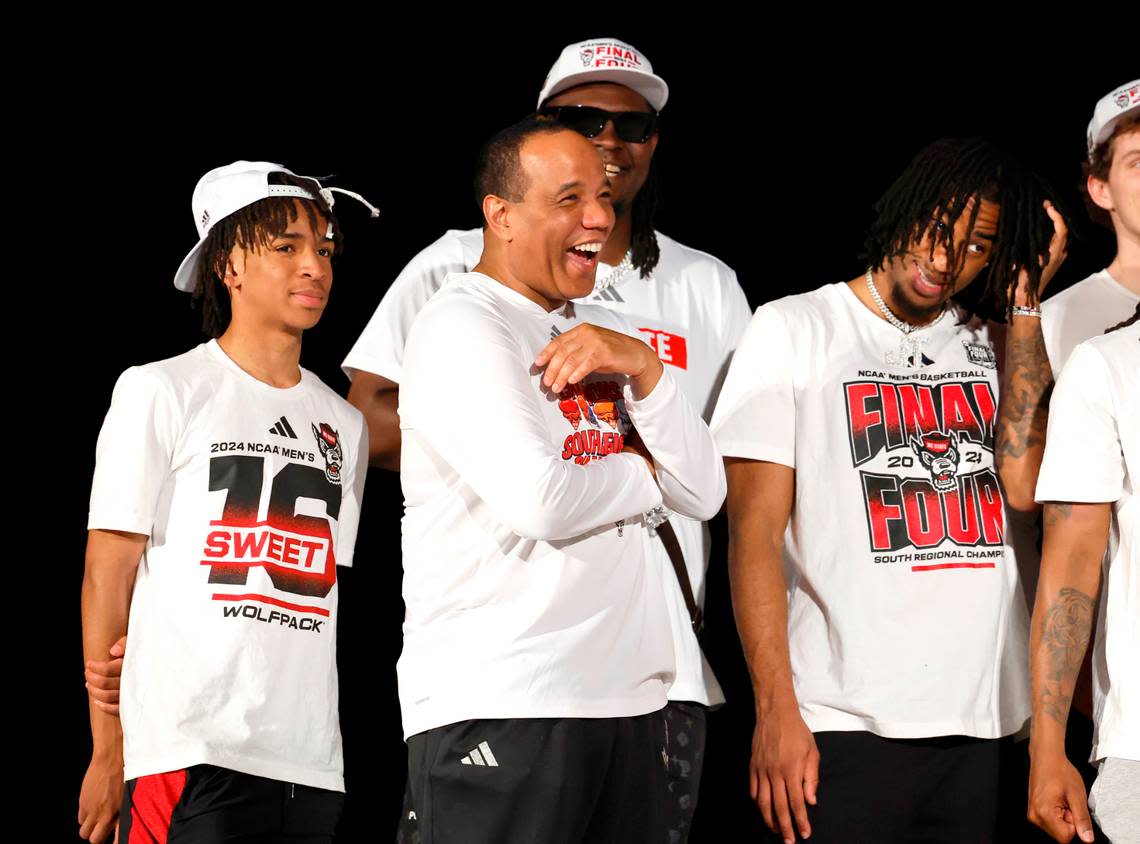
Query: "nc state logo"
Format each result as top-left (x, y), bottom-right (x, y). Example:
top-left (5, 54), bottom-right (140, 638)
top-left (910, 430), bottom-right (960, 493)
top-left (312, 422), bottom-right (343, 484)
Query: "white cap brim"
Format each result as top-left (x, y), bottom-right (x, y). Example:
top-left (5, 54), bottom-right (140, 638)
top-left (540, 68), bottom-right (669, 112)
top-left (174, 238), bottom-right (206, 293)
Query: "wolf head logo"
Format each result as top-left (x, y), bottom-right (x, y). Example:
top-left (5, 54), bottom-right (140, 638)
top-left (312, 422), bottom-right (343, 484)
top-left (909, 430), bottom-right (960, 493)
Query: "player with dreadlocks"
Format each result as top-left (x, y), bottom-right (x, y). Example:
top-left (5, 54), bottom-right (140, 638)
top-left (77, 162), bottom-right (374, 843)
top-left (711, 136), bottom-right (1066, 842)
top-left (341, 38), bottom-right (749, 844)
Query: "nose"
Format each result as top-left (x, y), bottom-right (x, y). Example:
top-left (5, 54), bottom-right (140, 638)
top-left (930, 239), bottom-right (952, 275)
top-left (591, 117), bottom-right (621, 150)
top-left (583, 192), bottom-right (615, 234)
top-left (298, 244), bottom-right (330, 281)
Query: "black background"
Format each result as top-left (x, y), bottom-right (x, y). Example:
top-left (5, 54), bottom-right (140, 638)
top-left (46, 30), bottom-right (1134, 842)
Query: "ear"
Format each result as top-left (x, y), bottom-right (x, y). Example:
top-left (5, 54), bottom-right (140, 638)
top-left (221, 246), bottom-right (244, 292)
top-left (1087, 173), bottom-right (1114, 214)
top-left (482, 194), bottom-right (513, 242)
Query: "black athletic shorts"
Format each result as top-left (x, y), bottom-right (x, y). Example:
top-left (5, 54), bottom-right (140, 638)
top-left (406, 711), bottom-right (667, 844)
top-left (760, 731), bottom-right (1002, 843)
top-left (118, 763), bottom-right (344, 843)
top-left (397, 701), bottom-right (707, 844)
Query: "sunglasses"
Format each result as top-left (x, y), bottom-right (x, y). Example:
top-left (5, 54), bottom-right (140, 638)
top-left (539, 105), bottom-right (659, 144)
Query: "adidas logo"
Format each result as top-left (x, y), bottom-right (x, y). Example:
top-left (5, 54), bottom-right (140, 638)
top-left (592, 287), bottom-right (624, 303)
top-left (459, 741), bottom-right (498, 767)
top-left (269, 416), bottom-right (298, 438)
top-left (550, 325), bottom-right (562, 341)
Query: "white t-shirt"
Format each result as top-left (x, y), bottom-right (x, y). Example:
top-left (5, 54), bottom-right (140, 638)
top-left (1042, 270), bottom-right (1139, 376)
top-left (396, 272), bottom-right (726, 739)
top-left (1035, 323), bottom-right (1139, 763)
top-left (712, 282), bottom-right (1031, 739)
top-left (88, 340), bottom-right (368, 791)
top-left (343, 227), bottom-right (750, 706)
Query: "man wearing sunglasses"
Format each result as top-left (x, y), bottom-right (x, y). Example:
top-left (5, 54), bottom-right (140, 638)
top-left (342, 37), bottom-right (750, 842)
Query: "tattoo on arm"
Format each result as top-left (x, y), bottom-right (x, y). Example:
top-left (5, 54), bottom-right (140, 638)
top-left (996, 330), bottom-right (1053, 463)
top-left (1042, 501), bottom-right (1073, 529)
top-left (1039, 585), bottom-right (1094, 726)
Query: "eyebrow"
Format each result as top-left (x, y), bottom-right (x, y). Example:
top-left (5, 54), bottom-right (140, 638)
top-left (555, 181), bottom-right (584, 194)
top-left (278, 230), bottom-right (335, 244)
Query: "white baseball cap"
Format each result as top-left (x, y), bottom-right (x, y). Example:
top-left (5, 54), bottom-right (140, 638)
top-left (173, 161), bottom-right (378, 292)
top-left (537, 38), bottom-right (668, 112)
top-left (1087, 79), bottom-right (1140, 159)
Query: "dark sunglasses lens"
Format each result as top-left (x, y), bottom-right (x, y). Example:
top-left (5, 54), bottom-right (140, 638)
top-left (552, 107), bottom-right (608, 138)
top-left (613, 113), bottom-right (656, 143)
top-left (541, 106), bottom-right (657, 143)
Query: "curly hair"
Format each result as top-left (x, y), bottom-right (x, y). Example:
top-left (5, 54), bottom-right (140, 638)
top-left (863, 138), bottom-right (1062, 317)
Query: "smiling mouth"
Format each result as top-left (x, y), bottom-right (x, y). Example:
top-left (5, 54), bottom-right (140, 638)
top-left (567, 241), bottom-right (603, 266)
top-left (913, 263), bottom-right (949, 297)
top-left (604, 163), bottom-right (625, 177)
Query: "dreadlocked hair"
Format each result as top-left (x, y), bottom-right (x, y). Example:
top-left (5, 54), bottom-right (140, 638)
top-left (192, 172), bottom-right (342, 338)
top-left (863, 138), bottom-right (1060, 319)
top-left (1106, 303), bottom-right (1140, 333)
top-left (628, 153), bottom-right (661, 278)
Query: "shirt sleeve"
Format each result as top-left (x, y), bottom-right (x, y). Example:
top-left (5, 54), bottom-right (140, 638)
top-left (401, 298), bottom-right (664, 542)
top-left (341, 231), bottom-right (477, 384)
top-left (710, 303), bottom-right (797, 467)
top-left (698, 264), bottom-right (754, 421)
top-left (332, 413), bottom-right (370, 568)
top-left (1035, 341), bottom-right (1124, 504)
top-left (723, 266), bottom-right (754, 353)
top-left (622, 368), bottom-right (726, 521)
top-left (605, 310), bottom-right (726, 521)
top-left (87, 367), bottom-right (179, 535)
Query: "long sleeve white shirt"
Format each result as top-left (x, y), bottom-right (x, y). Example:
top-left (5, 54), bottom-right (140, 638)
top-left (396, 272), bottom-right (725, 738)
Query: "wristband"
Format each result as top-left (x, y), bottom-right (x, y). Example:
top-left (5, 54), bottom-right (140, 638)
top-left (1011, 306), bottom-right (1042, 318)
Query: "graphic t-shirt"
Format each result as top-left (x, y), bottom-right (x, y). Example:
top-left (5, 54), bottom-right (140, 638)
top-left (1042, 270), bottom-right (1139, 376)
top-left (88, 340), bottom-right (368, 791)
top-left (343, 228), bottom-right (750, 706)
top-left (1036, 324), bottom-right (1139, 763)
top-left (712, 282), bottom-right (1031, 738)
top-left (397, 272), bottom-right (726, 739)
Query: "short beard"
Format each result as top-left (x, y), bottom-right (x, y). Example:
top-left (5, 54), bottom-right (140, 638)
top-left (888, 281), bottom-right (950, 325)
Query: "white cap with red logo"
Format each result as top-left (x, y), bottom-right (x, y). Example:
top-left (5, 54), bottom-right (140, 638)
top-left (1087, 79), bottom-right (1140, 158)
top-left (537, 38), bottom-right (668, 112)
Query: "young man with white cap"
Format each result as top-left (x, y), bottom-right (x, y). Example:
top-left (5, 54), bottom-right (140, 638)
top-left (1027, 307), bottom-right (1139, 844)
top-left (342, 37), bottom-right (749, 840)
top-left (1024, 78), bottom-right (1140, 844)
top-left (77, 162), bottom-right (373, 843)
top-left (1041, 79), bottom-right (1140, 375)
top-left (396, 116), bottom-right (724, 843)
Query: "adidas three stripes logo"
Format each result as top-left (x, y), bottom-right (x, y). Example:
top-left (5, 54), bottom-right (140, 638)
top-left (269, 416), bottom-right (298, 438)
top-left (459, 741), bottom-right (498, 767)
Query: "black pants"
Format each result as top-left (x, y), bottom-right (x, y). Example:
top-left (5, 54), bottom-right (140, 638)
top-left (405, 712), bottom-right (667, 844)
top-left (761, 731), bottom-right (1001, 843)
top-left (119, 764), bottom-right (344, 843)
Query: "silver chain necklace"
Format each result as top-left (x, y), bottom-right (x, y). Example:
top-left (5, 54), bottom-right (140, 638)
top-left (865, 269), bottom-right (947, 368)
top-left (594, 250), bottom-right (635, 291)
